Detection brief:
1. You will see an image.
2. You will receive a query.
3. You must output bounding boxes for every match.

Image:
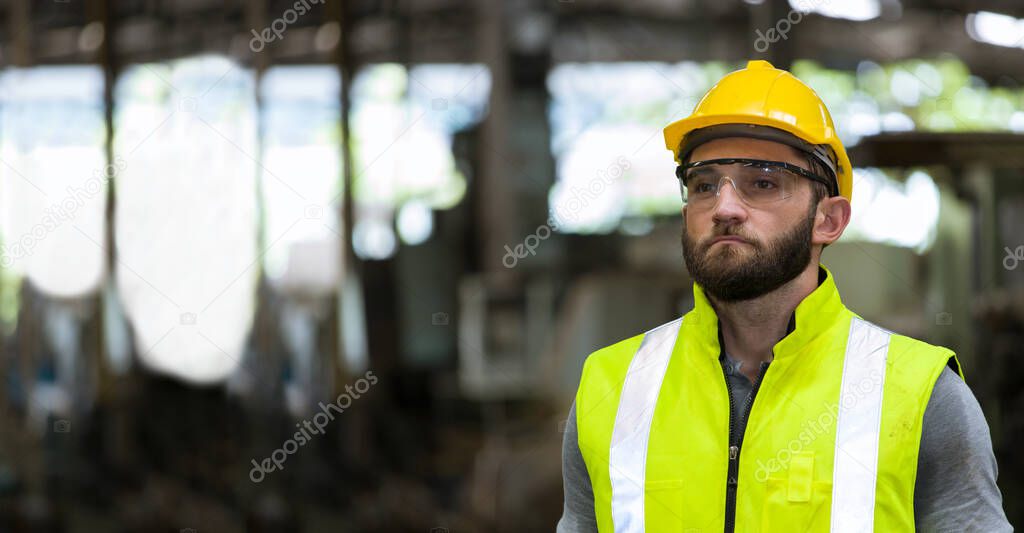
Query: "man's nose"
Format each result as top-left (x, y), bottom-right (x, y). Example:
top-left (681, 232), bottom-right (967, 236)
top-left (711, 179), bottom-right (748, 224)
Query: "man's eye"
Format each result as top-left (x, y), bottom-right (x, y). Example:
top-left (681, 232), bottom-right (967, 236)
top-left (753, 179), bottom-right (777, 190)
top-left (692, 181), bottom-right (716, 193)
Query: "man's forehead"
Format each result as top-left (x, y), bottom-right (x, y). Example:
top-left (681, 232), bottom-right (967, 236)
top-left (689, 137), bottom-right (807, 166)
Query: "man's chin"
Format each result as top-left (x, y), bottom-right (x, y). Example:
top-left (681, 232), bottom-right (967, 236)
top-left (701, 243), bottom-right (753, 262)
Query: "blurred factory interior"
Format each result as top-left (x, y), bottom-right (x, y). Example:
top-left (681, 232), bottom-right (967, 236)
top-left (0, 0), bottom-right (1023, 530)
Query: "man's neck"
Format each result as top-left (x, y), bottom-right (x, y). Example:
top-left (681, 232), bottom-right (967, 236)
top-left (707, 264), bottom-right (821, 383)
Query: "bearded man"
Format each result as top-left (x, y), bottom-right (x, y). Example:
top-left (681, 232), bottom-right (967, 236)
top-left (557, 60), bottom-right (1012, 533)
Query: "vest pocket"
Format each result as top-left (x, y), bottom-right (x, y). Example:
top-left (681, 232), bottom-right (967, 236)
top-left (645, 478), bottom-right (685, 490)
top-left (761, 478), bottom-right (831, 531)
top-left (760, 475), bottom-right (832, 531)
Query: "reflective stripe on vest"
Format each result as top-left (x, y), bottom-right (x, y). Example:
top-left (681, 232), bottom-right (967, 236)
top-left (830, 317), bottom-right (890, 532)
top-left (606, 317), bottom-right (892, 532)
top-left (608, 317), bottom-right (682, 532)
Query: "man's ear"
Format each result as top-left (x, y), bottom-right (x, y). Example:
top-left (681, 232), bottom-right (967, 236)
top-left (812, 196), bottom-right (851, 246)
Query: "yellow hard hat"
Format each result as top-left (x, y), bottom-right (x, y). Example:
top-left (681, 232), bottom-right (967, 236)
top-left (663, 60), bottom-right (853, 202)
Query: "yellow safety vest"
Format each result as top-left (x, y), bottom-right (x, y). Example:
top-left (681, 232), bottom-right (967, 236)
top-left (575, 265), bottom-right (962, 532)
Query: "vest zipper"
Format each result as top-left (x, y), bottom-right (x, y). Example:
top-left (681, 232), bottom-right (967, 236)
top-left (723, 360), bottom-right (770, 533)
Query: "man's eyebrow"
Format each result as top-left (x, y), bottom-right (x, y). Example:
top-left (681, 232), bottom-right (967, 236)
top-left (686, 164), bottom-right (719, 174)
top-left (685, 165), bottom-right (724, 180)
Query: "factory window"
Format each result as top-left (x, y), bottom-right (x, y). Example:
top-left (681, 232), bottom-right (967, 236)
top-left (349, 63), bottom-right (490, 259)
top-left (966, 11), bottom-right (1024, 49)
top-left (113, 55), bottom-right (259, 384)
top-left (846, 168), bottom-right (941, 253)
top-left (547, 61), bottom-right (726, 233)
top-left (259, 65), bottom-right (343, 295)
top-left (787, 0), bottom-right (882, 21)
top-left (0, 66), bottom-right (107, 299)
top-left (792, 58), bottom-right (1024, 143)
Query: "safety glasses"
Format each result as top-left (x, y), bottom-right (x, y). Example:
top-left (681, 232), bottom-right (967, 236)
top-left (676, 158), bottom-right (835, 210)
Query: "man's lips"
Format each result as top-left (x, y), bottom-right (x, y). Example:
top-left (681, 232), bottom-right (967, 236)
top-left (709, 235), bottom-right (748, 246)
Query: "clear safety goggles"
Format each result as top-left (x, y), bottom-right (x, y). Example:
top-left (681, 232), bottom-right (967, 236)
top-left (676, 158), bottom-right (834, 210)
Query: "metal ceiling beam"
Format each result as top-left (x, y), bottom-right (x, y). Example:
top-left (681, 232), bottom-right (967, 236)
top-left (8, 0), bottom-right (31, 66)
top-left (849, 132), bottom-right (1024, 168)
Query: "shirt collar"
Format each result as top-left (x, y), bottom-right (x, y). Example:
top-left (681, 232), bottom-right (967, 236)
top-left (690, 264), bottom-right (846, 361)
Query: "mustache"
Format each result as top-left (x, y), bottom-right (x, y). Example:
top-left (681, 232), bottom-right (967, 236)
top-left (699, 226), bottom-right (759, 248)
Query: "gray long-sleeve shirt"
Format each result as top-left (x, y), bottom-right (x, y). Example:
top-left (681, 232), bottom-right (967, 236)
top-left (557, 353), bottom-right (1013, 532)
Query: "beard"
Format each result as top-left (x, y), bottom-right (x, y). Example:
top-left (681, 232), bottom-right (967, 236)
top-left (682, 207), bottom-right (816, 302)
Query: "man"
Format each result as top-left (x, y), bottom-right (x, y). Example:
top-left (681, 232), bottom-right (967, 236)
top-left (557, 60), bottom-right (1012, 532)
